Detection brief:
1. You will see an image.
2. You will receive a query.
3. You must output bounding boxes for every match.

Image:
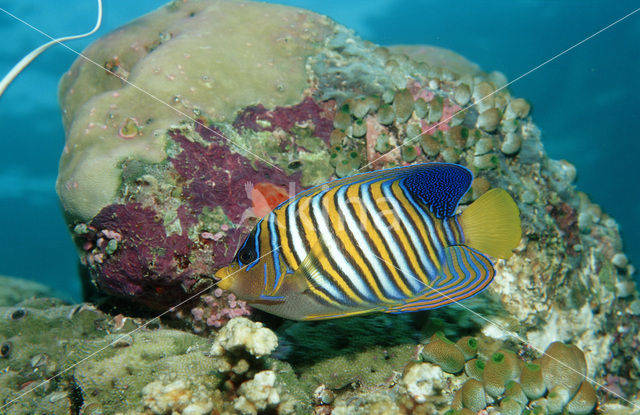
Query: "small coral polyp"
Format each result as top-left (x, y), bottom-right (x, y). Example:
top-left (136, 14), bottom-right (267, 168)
top-left (187, 288), bottom-right (251, 332)
top-left (440, 339), bottom-right (597, 414)
top-left (395, 334), bottom-right (598, 414)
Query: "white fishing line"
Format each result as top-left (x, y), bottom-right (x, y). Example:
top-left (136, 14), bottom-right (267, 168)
top-left (0, 0), bottom-right (103, 97)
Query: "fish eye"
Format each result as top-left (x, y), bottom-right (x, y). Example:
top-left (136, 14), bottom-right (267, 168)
top-left (238, 247), bottom-right (257, 264)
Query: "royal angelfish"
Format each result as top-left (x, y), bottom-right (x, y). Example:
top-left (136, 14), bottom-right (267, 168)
top-left (215, 163), bottom-right (521, 320)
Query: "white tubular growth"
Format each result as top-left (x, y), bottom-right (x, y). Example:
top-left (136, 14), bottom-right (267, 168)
top-left (0, 0), bottom-right (103, 97)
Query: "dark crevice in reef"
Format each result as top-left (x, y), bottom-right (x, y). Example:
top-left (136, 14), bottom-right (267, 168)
top-left (264, 309), bottom-right (487, 366)
top-left (68, 377), bottom-right (84, 415)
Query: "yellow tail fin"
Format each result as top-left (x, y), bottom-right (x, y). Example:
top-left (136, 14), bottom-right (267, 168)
top-left (459, 188), bottom-right (521, 259)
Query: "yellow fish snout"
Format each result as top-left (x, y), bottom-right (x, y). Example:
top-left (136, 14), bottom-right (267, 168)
top-left (214, 264), bottom-right (238, 290)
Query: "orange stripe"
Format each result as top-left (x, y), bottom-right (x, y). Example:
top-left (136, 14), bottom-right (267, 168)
top-left (369, 181), bottom-right (415, 296)
top-left (274, 205), bottom-right (298, 269)
top-left (347, 184), bottom-right (411, 297)
top-left (299, 195), bottom-right (362, 303)
top-left (324, 184), bottom-right (389, 302)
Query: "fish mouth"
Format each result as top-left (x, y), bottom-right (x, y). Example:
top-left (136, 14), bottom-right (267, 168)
top-left (214, 266), bottom-right (234, 290)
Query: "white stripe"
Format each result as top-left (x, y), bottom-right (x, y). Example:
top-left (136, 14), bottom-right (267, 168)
top-left (311, 191), bottom-right (374, 301)
top-left (336, 185), bottom-right (403, 299)
top-left (287, 198), bottom-right (307, 263)
top-left (361, 180), bottom-right (421, 292)
top-left (286, 195), bottom-right (346, 301)
top-left (381, 181), bottom-right (438, 280)
top-left (442, 218), bottom-right (455, 244)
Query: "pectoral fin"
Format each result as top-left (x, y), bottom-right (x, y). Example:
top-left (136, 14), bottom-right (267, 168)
top-left (288, 238), bottom-right (335, 298)
top-left (275, 239), bottom-right (381, 320)
top-left (302, 307), bottom-right (383, 320)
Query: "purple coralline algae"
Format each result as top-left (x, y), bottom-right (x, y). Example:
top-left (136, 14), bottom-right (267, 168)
top-left (90, 203), bottom-right (193, 300)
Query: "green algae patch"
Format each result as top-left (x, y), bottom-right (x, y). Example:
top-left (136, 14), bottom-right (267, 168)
top-left (299, 151), bottom-right (334, 187)
top-left (297, 343), bottom-right (415, 392)
top-left (192, 206), bottom-right (234, 238)
top-left (597, 256), bottom-right (616, 293)
top-left (295, 131), bottom-right (326, 154)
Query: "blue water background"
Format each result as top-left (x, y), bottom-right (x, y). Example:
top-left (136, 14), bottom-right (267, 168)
top-left (0, 0), bottom-right (638, 301)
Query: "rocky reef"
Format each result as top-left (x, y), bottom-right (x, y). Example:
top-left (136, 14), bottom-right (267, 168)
top-left (1, 297), bottom-right (638, 414)
top-left (0, 275), bottom-right (57, 307)
top-left (0, 298), bottom-right (303, 414)
top-left (2, 0), bottom-right (635, 413)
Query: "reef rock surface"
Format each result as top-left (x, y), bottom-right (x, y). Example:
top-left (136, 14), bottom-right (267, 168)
top-left (1, 298), bottom-right (638, 414)
top-left (52, 0), bottom-right (640, 412)
top-left (0, 300), bottom-right (303, 414)
top-left (0, 275), bottom-right (56, 306)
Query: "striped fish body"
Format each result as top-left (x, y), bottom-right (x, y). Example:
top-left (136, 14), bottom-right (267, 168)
top-left (215, 163), bottom-right (521, 320)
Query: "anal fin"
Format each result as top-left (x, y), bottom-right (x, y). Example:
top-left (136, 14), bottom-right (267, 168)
top-left (384, 245), bottom-right (494, 314)
top-left (303, 307), bottom-right (384, 320)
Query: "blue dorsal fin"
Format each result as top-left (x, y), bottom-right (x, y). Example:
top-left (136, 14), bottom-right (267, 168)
top-left (273, 162), bottom-right (472, 219)
top-left (401, 163), bottom-right (473, 218)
